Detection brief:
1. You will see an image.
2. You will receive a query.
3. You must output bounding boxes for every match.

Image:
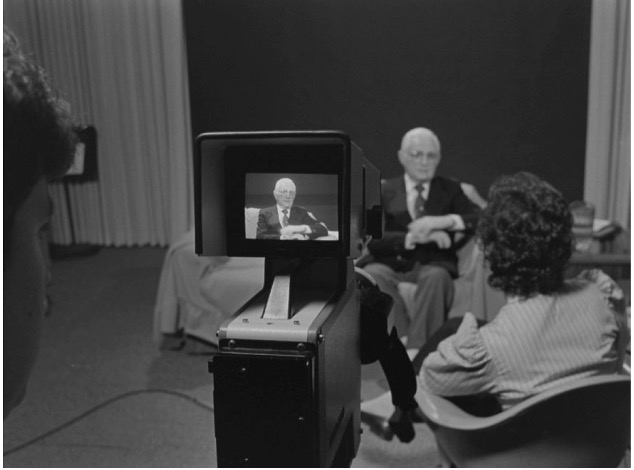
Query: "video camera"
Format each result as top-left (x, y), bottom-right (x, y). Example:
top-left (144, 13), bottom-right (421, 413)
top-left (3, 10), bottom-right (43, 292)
top-left (195, 131), bottom-right (382, 467)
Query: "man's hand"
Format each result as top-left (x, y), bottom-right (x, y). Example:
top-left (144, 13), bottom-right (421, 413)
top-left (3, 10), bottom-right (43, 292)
top-left (408, 215), bottom-right (455, 238)
top-left (280, 224), bottom-right (309, 236)
top-left (281, 233), bottom-right (308, 240)
top-left (280, 225), bottom-right (309, 240)
top-left (409, 230), bottom-right (451, 249)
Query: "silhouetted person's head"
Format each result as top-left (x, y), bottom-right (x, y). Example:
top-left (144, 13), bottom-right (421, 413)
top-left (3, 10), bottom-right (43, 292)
top-left (4, 26), bottom-right (77, 417)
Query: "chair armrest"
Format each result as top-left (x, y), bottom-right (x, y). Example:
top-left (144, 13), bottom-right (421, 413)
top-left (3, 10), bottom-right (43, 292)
top-left (460, 182), bottom-right (487, 209)
top-left (455, 236), bottom-right (478, 278)
top-left (417, 383), bottom-right (482, 427)
top-left (418, 375), bottom-right (631, 431)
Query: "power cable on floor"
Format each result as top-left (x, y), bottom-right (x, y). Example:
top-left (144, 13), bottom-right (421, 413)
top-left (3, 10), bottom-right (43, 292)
top-left (3, 388), bottom-right (215, 457)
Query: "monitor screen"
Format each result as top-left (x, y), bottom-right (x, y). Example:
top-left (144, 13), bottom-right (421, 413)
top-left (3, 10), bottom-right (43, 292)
top-left (195, 131), bottom-right (373, 259)
top-left (244, 173), bottom-right (339, 242)
top-left (222, 142), bottom-right (345, 257)
top-left (196, 133), bottom-right (353, 258)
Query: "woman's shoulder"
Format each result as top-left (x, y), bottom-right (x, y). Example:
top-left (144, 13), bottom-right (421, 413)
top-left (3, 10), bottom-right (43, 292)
top-left (569, 269), bottom-right (626, 315)
top-left (495, 272), bottom-right (624, 324)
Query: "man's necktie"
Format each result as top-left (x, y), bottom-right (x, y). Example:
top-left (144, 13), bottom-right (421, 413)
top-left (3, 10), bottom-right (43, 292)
top-left (414, 183), bottom-right (426, 219)
top-left (282, 209), bottom-right (289, 227)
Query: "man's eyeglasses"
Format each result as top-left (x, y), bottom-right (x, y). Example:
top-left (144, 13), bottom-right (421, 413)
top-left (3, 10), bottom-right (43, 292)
top-left (403, 150), bottom-right (440, 161)
top-left (275, 190), bottom-right (296, 197)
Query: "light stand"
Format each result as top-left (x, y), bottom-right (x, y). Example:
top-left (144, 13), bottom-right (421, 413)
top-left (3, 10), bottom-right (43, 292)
top-left (49, 125), bottom-right (101, 259)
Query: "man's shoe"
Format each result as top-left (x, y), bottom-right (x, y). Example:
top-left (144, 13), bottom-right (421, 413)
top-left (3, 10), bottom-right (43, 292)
top-left (388, 406), bottom-right (415, 443)
top-left (410, 406), bottom-right (426, 423)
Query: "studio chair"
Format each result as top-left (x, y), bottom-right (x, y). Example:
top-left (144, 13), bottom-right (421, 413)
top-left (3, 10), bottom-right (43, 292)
top-left (417, 375), bottom-right (631, 467)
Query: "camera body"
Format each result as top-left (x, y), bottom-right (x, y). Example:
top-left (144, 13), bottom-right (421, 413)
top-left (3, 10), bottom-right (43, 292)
top-left (195, 131), bottom-right (381, 467)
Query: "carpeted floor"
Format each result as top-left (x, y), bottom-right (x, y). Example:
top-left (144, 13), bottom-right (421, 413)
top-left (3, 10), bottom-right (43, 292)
top-left (3, 247), bottom-right (440, 467)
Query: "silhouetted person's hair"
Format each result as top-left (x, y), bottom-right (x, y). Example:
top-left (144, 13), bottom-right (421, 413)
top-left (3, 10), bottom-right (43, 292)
top-left (4, 26), bottom-right (76, 256)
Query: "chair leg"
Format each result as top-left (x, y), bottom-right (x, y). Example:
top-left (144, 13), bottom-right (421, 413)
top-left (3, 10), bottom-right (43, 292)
top-left (435, 438), bottom-right (455, 468)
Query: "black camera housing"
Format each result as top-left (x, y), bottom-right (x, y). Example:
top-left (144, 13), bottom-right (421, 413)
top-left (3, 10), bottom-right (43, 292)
top-left (194, 131), bottom-right (382, 467)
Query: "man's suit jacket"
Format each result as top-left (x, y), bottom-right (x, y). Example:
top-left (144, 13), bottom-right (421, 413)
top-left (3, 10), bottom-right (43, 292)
top-left (256, 205), bottom-right (328, 240)
top-left (368, 175), bottom-right (479, 277)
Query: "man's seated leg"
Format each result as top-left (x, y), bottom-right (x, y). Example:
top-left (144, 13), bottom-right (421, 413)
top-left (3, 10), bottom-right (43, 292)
top-left (363, 262), bottom-right (408, 335)
top-left (357, 268), bottom-right (419, 443)
top-left (404, 264), bottom-right (454, 349)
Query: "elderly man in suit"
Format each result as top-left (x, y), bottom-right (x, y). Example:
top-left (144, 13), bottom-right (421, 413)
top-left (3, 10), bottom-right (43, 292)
top-left (256, 178), bottom-right (329, 240)
top-left (363, 128), bottom-right (480, 349)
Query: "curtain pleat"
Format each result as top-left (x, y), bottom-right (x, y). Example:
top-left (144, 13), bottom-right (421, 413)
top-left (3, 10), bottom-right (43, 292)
top-left (49, 184), bottom-right (71, 243)
top-left (69, 184), bottom-right (83, 242)
top-left (4, 0), bottom-right (193, 247)
top-left (585, 0), bottom-right (631, 229)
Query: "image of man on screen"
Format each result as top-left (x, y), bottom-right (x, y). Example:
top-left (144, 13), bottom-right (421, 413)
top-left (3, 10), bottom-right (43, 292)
top-left (256, 178), bottom-right (329, 240)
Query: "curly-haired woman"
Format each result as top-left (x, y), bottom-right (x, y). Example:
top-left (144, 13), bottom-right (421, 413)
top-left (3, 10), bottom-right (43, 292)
top-left (415, 172), bottom-right (628, 410)
top-left (364, 172), bottom-right (627, 439)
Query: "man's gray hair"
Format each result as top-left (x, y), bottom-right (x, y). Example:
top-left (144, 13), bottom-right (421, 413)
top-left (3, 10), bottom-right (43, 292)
top-left (274, 178), bottom-right (296, 192)
top-left (400, 127), bottom-right (441, 152)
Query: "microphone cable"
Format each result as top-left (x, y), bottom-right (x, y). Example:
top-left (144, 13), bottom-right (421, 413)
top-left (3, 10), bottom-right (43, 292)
top-left (3, 388), bottom-right (214, 457)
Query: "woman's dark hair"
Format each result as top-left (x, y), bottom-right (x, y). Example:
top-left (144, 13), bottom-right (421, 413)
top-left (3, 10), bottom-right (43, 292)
top-left (477, 172), bottom-right (573, 298)
top-left (4, 26), bottom-right (77, 253)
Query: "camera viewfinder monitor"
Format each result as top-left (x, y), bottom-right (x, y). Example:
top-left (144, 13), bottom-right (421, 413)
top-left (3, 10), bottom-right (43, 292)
top-left (195, 131), bottom-right (368, 259)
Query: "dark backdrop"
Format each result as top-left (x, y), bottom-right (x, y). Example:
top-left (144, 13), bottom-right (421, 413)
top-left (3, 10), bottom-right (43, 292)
top-left (184, 0), bottom-right (591, 200)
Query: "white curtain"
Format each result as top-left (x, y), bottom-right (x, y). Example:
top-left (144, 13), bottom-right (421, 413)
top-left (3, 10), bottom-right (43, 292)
top-left (585, 0), bottom-right (631, 229)
top-left (4, 0), bottom-right (193, 246)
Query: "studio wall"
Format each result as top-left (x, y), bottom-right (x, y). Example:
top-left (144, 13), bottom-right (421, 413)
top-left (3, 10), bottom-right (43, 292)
top-left (184, 0), bottom-right (591, 200)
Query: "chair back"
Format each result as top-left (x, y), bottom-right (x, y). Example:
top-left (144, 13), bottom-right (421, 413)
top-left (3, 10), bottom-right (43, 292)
top-left (419, 375), bottom-right (631, 467)
top-left (244, 208), bottom-right (260, 239)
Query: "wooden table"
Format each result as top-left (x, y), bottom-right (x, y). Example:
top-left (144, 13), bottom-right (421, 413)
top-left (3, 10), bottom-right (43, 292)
top-left (568, 252), bottom-right (630, 279)
top-left (567, 252), bottom-right (631, 304)
top-left (570, 252), bottom-right (631, 268)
